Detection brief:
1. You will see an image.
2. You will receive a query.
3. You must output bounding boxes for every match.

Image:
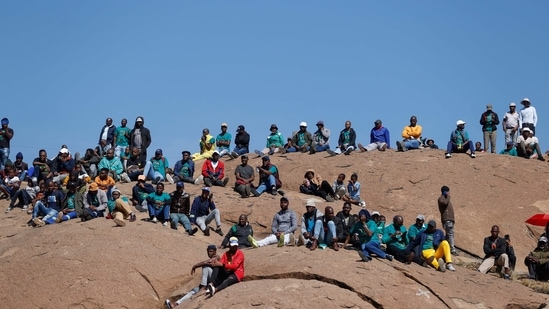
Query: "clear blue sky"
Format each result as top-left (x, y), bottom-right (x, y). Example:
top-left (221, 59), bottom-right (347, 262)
top-left (2, 1), bottom-right (548, 164)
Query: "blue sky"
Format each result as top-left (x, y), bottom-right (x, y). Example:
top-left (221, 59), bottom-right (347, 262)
top-left (2, 1), bottom-right (548, 164)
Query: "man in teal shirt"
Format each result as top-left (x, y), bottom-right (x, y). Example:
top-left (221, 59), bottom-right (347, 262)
top-left (143, 149), bottom-right (169, 184)
top-left (499, 141), bottom-right (518, 156)
top-left (216, 123), bottom-right (232, 158)
top-left (445, 120), bottom-right (476, 159)
top-left (113, 118), bottom-right (131, 158)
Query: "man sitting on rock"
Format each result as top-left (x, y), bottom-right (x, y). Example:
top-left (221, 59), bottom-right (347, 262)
top-left (201, 151), bottom-right (229, 187)
top-left (499, 141), bottom-right (518, 156)
top-left (234, 155), bottom-right (255, 198)
top-left (169, 182), bottom-right (198, 235)
top-left (146, 182), bottom-right (171, 226)
top-left (383, 215), bottom-right (416, 264)
top-left (299, 169), bottom-right (336, 202)
top-left (107, 189), bottom-right (136, 227)
top-left (256, 196), bottom-right (297, 247)
top-left (396, 116), bottom-right (422, 152)
top-left (525, 236), bottom-right (549, 281)
top-left (254, 124), bottom-right (284, 156)
top-left (310, 120), bottom-right (330, 154)
top-left (297, 200), bottom-right (323, 248)
top-left (328, 121), bottom-right (356, 155)
top-left (477, 225), bottom-right (511, 280)
top-left (207, 237), bottom-right (245, 297)
top-left (310, 206), bottom-right (344, 251)
top-left (255, 156), bottom-right (282, 196)
top-left (215, 123), bottom-right (232, 158)
top-left (230, 125), bottom-right (250, 158)
top-left (81, 182), bottom-right (107, 221)
top-left (358, 119), bottom-right (390, 152)
top-left (336, 202), bottom-right (357, 246)
top-left (98, 148), bottom-right (126, 182)
top-left (220, 214), bottom-right (255, 249)
top-left (516, 128), bottom-right (545, 160)
top-left (131, 175), bottom-right (154, 212)
top-left (192, 128), bottom-right (216, 161)
top-left (190, 187), bottom-right (223, 237)
top-left (445, 120), bottom-right (476, 159)
top-left (286, 122), bottom-right (313, 153)
top-left (172, 151), bottom-right (197, 184)
top-left (408, 220), bottom-right (455, 272)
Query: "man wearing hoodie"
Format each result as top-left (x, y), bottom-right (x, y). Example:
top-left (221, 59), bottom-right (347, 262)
top-left (230, 125), bottom-right (250, 158)
top-left (130, 116), bottom-right (152, 159)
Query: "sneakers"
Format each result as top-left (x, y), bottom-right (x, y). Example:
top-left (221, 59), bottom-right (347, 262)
top-left (325, 195), bottom-right (334, 202)
top-left (129, 213), bottom-right (136, 222)
top-left (438, 258), bottom-right (446, 272)
top-left (277, 233), bottom-right (285, 247)
top-left (33, 218), bottom-right (45, 227)
top-left (297, 234), bottom-right (305, 246)
top-left (153, 176), bottom-right (161, 184)
top-left (539, 156), bottom-right (546, 161)
top-left (215, 227), bottom-right (223, 236)
top-left (5, 207), bottom-right (11, 213)
top-left (504, 274), bottom-right (511, 280)
top-left (268, 149), bottom-right (275, 155)
top-left (194, 175), bottom-right (204, 185)
top-left (151, 217), bottom-right (158, 223)
top-left (56, 212), bottom-right (64, 223)
top-left (254, 150), bottom-right (264, 157)
top-left (309, 239), bottom-right (318, 251)
top-left (470, 153), bottom-right (476, 158)
top-left (446, 263), bottom-right (456, 271)
top-left (162, 221), bottom-right (168, 227)
top-left (287, 233), bottom-right (295, 246)
top-left (204, 228), bottom-right (210, 236)
top-left (188, 227), bottom-right (198, 236)
top-left (230, 151), bottom-right (239, 159)
top-left (358, 201), bottom-right (366, 207)
top-left (326, 149), bottom-right (338, 156)
top-left (309, 147), bottom-right (316, 155)
top-left (396, 141), bottom-right (404, 152)
top-left (445, 153), bottom-right (452, 159)
top-left (166, 174), bottom-right (174, 184)
top-left (114, 218), bottom-right (126, 227)
top-left (358, 251), bottom-right (370, 262)
top-left (22, 205), bottom-right (28, 211)
top-left (222, 178), bottom-right (229, 187)
top-left (357, 144), bottom-right (366, 152)
top-left (271, 186), bottom-right (278, 196)
top-left (207, 283), bottom-right (216, 297)
top-left (164, 299), bottom-right (174, 309)
top-left (248, 235), bottom-right (259, 248)
top-left (380, 144), bottom-right (388, 151)
top-left (451, 250), bottom-right (459, 256)
top-left (344, 147), bottom-right (354, 155)
top-left (121, 172), bottom-right (131, 183)
top-left (386, 254), bottom-right (394, 261)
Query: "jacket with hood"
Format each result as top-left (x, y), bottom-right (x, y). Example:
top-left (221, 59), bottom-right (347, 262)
top-left (130, 116), bottom-right (152, 155)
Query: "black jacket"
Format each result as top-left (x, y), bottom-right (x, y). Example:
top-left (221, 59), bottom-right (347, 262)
top-left (221, 223), bottom-right (254, 248)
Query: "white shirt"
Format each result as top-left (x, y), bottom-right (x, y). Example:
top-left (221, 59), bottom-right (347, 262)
top-left (519, 106), bottom-right (537, 127)
top-left (517, 135), bottom-right (539, 147)
top-left (503, 111), bottom-right (519, 129)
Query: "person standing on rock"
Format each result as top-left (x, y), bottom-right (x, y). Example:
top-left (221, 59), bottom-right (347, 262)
top-left (207, 237), bottom-right (245, 297)
top-left (438, 185), bottom-right (458, 256)
top-left (479, 104), bottom-right (500, 153)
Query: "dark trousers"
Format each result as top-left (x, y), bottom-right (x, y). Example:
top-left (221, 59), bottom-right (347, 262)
top-left (209, 267), bottom-right (239, 292)
top-left (526, 261), bottom-right (549, 280)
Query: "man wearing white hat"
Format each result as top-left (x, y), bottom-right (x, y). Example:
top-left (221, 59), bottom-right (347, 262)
top-left (215, 123), bottom-right (232, 158)
top-left (445, 120), bottom-right (475, 159)
top-left (518, 98), bottom-right (538, 136)
top-left (286, 122), bottom-right (313, 153)
top-left (502, 102), bottom-right (520, 144)
top-left (516, 127), bottom-right (545, 160)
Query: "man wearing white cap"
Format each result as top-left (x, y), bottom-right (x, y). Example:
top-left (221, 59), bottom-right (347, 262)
top-left (130, 116), bottom-right (152, 159)
top-left (445, 120), bottom-right (475, 159)
top-left (502, 102), bottom-right (520, 144)
top-left (479, 104), bottom-right (500, 153)
top-left (518, 98), bottom-right (538, 136)
top-left (207, 237), bottom-right (245, 297)
top-left (286, 122), bottom-right (313, 153)
top-left (516, 128), bottom-right (545, 160)
top-left (215, 123), bottom-right (232, 158)
top-left (525, 236), bottom-right (549, 281)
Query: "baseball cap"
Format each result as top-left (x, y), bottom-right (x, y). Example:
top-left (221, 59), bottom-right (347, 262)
top-left (540, 236), bottom-right (548, 243)
top-left (371, 211), bottom-right (380, 216)
top-left (135, 117), bottom-right (143, 122)
top-left (138, 175), bottom-right (146, 181)
top-left (207, 244), bottom-right (217, 251)
top-left (280, 196), bottom-right (288, 202)
top-left (299, 121), bottom-right (307, 127)
top-left (456, 120), bottom-right (466, 125)
top-left (270, 124), bottom-right (278, 130)
top-left (221, 123), bottom-right (228, 127)
top-left (427, 220), bottom-right (437, 227)
top-left (316, 120), bottom-right (324, 126)
top-left (176, 182), bottom-right (184, 188)
top-left (59, 148), bottom-right (69, 154)
top-left (486, 104), bottom-right (492, 110)
top-left (509, 102), bottom-right (516, 107)
top-left (416, 214), bottom-right (425, 221)
top-left (202, 187), bottom-right (211, 192)
top-left (506, 141), bottom-right (514, 146)
top-left (213, 150), bottom-right (220, 156)
top-left (262, 156), bottom-right (270, 161)
top-left (229, 237), bottom-right (239, 246)
top-left (523, 127), bottom-right (532, 133)
top-left (88, 183), bottom-right (99, 192)
top-left (237, 125), bottom-right (245, 131)
top-left (521, 98), bottom-right (530, 104)
top-left (155, 149), bottom-right (162, 154)
top-left (374, 119), bottom-right (382, 124)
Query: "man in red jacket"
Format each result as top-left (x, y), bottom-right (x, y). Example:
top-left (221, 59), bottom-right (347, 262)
top-left (207, 237), bottom-right (245, 296)
top-left (201, 151), bottom-right (229, 187)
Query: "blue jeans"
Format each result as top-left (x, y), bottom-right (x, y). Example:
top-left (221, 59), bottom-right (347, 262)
top-left (286, 145), bottom-right (310, 153)
top-left (170, 213), bottom-right (192, 231)
top-left (148, 204), bottom-right (170, 221)
top-left (446, 141), bottom-right (474, 154)
top-left (143, 161), bottom-right (164, 182)
top-left (0, 147), bottom-right (9, 171)
top-left (314, 144), bottom-right (330, 152)
top-left (59, 211), bottom-right (77, 221)
top-left (114, 145), bottom-right (126, 158)
top-left (83, 208), bottom-right (105, 218)
top-left (232, 146), bottom-right (248, 156)
top-left (256, 175), bottom-right (276, 194)
top-left (362, 239), bottom-right (387, 259)
top-left (403, 140), bottom-right (420, 150)
top-left (33, 201), bottom-right (56, 218)
top-left (313, 220), bottom-right (336, 246)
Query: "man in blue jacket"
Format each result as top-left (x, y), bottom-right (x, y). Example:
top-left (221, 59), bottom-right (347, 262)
top-left (407, 220), bottom-right (455, 272)
top-left (190, 187), bottom-right (223, 237)
top-left (358, 119), bottom-right (390, 152)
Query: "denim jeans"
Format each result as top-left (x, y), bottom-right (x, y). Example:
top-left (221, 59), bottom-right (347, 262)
top-left (313, 220), bottom-right (336, 246)
top-left (143, 161), bottom-right (164, 182)
top-left (256, 175), bottom-right (276, 194)
top-left (403, 140), bottom-right (420, 150)
top-left (314, 144), bottom-right (330, 152)
top-left (443, 220), bottom-right (456, 252)
top-left (446, 141), bottom-right (474, 154)
top-left (232, 146), bottom-right (248, 156)
top-left (148, 204), bottom-right (170, 221)
top-left (286, 145), bottom-right (310, 153)
top-left (362, 239), bottom-right (387, 259)
top-left (33, 201), bottom-right (57, 219)
top-left (170, 213), bottom-right (192, 231)
top-left (195, 209), bottom-right (221, 231)
top-left (0, 147), bottom-right (9, 171)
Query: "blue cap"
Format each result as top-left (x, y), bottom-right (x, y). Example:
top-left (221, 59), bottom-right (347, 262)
top-left (202, 187), bottom-right (211, 192)
top-left (155, 149), bottom-right (162, 154)
top-left (15, 152), bottom-right (23, 159)
top-left (1, 118), bottom-right (8, 125)
top-left (176, 182), bottom-right (184, 188)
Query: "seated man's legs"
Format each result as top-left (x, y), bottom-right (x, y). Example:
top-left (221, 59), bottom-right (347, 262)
top-left (257, 234), bottom-right (278, 247)
top-left (422, 248), bottom-right (439, 268)
top-left (315, 144), bottom-right (330, 152)
top-left (233, 146), bottom-right (248, 156)
top-left (114, 199), bottom-right (132, 219)
top-left (211, 268), bottom-right (239, 292)
top-left (201, 266), bottom-right (213, 287)
top-left (386, 244), bottom-right (413, 263)
top-left (404, 140), bottom-right (420, 150)
top-left (256, 175), bottom-right (276, 194)
top-left (434, 240), bottom-right (452, 263)
top-left (204, 209), bottom-right (221, 227)
top-left (285, 146), bottom-right (297, 153)
top-left (147, 203), bottom-right (161, 220)
top-left (32, 201), bottom-right (49, 219)
top-left (477, 256), bottom-right (496, 273)
top-left (363, 239), bottom-right (388, 258)
top-left (495, 253), bottom-right (510, 275)
top-left (195, 215), bottom-right (207, 232)
top-left (537, 262), bottom-right (549, 281)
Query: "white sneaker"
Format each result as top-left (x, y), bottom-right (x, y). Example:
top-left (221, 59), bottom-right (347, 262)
top-left (207, 283), bottom-right (216, 296)
top-left (358, 201), bottom-right (366, 207)
top-left (151, 217), bottom-right (158, 223)
top-left (194, 175), bottom-right (203, 185)
top-left (5, 207), bottom-right (11, 213)
top-left (446, 263), bottom-right (456, 271)
top-left (166, 174), bottom-right (174, 184)
top-left (470, 153), bottom-right (476, 158)
top-left (438, 258), bottom-right (446, 272)
top-left (162, 221), bottom-right (168, 227)
top-left (445, 153), bottom-right (452, 158)
top-left (121, 172), bottom-right (131, 183)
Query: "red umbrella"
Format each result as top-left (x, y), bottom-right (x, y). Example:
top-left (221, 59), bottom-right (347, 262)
top-left (525, 214), bottom-right (549, 227)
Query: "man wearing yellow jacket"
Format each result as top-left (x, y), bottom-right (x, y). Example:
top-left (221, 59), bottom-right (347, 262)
top-left (396, 116), bottom-right (422, 152)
